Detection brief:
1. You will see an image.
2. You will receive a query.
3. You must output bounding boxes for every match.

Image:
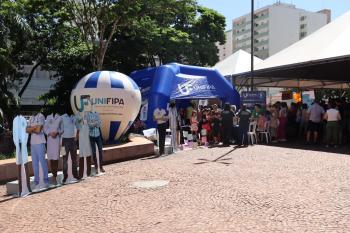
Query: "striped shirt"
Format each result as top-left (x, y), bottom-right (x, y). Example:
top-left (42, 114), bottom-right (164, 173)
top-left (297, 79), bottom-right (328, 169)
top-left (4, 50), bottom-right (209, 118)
top-left (87, 111), bottom-right (101, 137)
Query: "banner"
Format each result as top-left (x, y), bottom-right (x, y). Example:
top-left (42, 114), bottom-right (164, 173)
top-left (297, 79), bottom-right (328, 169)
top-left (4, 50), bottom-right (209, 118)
top-left (241, 91), bottom-right (266, 108)
top-left (170, 73), bottom-right (218, 99)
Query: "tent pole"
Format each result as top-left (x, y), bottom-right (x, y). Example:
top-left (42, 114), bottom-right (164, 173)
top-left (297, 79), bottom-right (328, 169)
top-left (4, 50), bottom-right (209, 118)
top-left (251, 0), bottom-right (254, 91)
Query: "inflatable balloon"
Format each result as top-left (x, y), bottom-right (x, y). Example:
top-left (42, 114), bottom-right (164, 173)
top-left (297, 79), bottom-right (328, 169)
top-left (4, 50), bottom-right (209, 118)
top-left (70, 71), bottom-right (141, 142)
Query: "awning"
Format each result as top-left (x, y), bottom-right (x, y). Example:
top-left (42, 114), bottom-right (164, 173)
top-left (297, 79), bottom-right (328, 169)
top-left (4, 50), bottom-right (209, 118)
top-left (232, 11), bottom-right (350, 89)
top-left (213, 49), bottom-right (262, 77)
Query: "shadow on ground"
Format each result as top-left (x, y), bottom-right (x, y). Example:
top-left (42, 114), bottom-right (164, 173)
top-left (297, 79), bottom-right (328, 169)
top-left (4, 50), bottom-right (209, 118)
top-left (260, 141), bottom-right (350, 155)
top-left (194, 145), bottom-right (244, 165)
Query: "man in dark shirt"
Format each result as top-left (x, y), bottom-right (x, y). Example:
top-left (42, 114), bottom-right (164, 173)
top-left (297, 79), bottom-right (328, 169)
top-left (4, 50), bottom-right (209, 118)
top-left (237, 105), bottom-right (251, 146)
top-left (221, 103), bottom-right (234, 146)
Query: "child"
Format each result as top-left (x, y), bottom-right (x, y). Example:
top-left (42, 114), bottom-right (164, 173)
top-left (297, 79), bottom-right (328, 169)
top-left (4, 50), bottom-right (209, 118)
top-left (257, 113), bottom-right (267, 132)
top-left (200, 116), bottom-right (211, 146)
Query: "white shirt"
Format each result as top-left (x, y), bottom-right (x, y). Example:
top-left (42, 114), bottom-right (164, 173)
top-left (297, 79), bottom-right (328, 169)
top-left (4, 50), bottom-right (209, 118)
top-left (13, 115), bottom-right (29, 164)
top-left (308, 103), bottom-right (325, 123)
top-left (326, 108), bottom-right (339, 121)
top-left (153, 108), bottom-right (167, 124)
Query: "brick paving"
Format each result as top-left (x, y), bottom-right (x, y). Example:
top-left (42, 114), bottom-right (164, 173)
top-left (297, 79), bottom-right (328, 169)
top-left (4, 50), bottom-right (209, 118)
top-left (0, 145), bottom-right (350, 233)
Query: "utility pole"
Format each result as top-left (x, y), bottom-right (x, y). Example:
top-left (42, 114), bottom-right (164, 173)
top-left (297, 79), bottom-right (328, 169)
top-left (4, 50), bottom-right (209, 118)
top-left (251, 0), bottom-right (254, 91)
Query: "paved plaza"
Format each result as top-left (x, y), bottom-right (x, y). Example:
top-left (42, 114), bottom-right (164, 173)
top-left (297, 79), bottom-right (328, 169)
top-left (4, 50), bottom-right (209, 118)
top-left (0, 145), bottom-right (350, 233)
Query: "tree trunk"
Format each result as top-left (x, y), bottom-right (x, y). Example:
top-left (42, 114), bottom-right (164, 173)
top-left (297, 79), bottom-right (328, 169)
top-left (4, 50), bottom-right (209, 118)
top-left (18, 61), bottom-right (41, 98)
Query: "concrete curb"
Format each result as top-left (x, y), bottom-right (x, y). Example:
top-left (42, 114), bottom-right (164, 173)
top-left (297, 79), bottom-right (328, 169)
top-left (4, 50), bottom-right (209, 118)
top-left (0, 137), bottom-right (154, 184)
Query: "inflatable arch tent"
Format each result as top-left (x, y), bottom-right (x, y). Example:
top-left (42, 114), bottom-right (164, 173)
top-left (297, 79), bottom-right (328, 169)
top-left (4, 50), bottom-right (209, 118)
top-left (130, 63), bottom-right (240, 128)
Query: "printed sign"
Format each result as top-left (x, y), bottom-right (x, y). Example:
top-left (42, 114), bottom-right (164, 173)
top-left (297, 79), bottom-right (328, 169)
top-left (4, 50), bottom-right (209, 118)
top-left (241, 91), bottom-right (266, 108)
top-left (170, 73), bottom-right (217, 99)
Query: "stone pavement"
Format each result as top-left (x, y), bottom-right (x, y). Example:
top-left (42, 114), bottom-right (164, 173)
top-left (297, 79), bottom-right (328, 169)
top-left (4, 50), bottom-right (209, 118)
top-left (0, 145), bottom-right (350, 232)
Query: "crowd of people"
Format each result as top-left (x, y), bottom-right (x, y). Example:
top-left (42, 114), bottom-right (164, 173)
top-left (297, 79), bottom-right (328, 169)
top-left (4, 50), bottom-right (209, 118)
top-left (149, 98), bottom-right (350, 156)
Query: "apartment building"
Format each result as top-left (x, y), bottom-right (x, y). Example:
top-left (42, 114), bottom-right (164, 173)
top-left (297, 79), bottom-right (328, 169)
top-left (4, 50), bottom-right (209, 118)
top-left (217, 29), bottom-right (233, 61)
top-left (229, 2), bottom-right (330, 60)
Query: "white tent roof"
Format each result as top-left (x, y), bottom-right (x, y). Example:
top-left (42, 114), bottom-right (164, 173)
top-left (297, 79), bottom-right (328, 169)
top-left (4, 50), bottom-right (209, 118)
top-left (256, 11), bottom-right (350, 70)
top-left (233, 11), bottom-right (350, 89)
top-left (213, 49), bottom-right (263, 76)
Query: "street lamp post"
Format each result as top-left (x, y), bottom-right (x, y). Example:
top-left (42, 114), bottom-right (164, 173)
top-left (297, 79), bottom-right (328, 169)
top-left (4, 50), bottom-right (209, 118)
top-left (250, 0), bottom-right (254, 91)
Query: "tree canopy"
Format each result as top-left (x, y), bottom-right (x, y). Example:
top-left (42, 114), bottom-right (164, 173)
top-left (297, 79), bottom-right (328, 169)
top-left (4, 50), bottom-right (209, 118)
top-left (0, 0), bottom-right (227, 118)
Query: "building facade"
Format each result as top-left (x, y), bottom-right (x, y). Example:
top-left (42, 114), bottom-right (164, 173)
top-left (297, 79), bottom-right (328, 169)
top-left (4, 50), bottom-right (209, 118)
top-left (231, 2), bottom-right (331, 59)
top-left (216, 29), bottom-right (233, 61)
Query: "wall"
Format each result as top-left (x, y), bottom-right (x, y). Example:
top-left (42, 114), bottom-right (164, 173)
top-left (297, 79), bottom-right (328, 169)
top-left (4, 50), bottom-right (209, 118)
top-left (268, 5), bottom-right (300, 56)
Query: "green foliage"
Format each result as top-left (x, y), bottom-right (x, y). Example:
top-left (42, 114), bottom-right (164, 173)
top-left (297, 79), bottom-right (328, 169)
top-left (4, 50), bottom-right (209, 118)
top-left (0, 152), bottom-right (15, 160)
top-left (315, 89), bottom-right (350, 101)
top-left (0, 0), bottom-right (30, 122)
top-left (2, 0), bottom-right (227, 115)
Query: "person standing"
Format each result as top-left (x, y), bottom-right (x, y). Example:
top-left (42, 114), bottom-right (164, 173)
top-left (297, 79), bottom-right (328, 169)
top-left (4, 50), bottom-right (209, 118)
top-left (298, 104), bottom-right (309, 139)
top-left (278, 102), bottom-right (288, 142)
top-left (306, 101), bottom-right (325, 144)
top-left (75, 111), bottom-right (92, 178)
top-left (221, 103), bottom-right (234, 146)
top-left (190, 111), bottom-right (199, 147)
top-left (237, 105), bottom-right (251, 146)
top-left (27, 112), bottom-right (49, 189)
top-left (168, 101), bottom-right (179, 152)
top-left (44, 113), bottom-right (63, 185)
top-left (186, 103), bottom-right (194, 125)
top-left (87, 108), bottom-right (105, 173)
top-left (61, 113), bottom-right (79, 182)
top-left (324, 101), bottom-right (341, 148)
top-left (269, 109), bottom-right (280, 143)
top-left (211, 112), bottom-right (221, 144)
top-left (154, 106), bottom-right (168, 156)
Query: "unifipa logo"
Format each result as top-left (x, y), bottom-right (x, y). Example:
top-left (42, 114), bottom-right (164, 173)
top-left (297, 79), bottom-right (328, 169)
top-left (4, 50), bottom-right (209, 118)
top-left (177, 82), bottom-right (216, 96)
top-left (73, 95), bottom-right (124, 112)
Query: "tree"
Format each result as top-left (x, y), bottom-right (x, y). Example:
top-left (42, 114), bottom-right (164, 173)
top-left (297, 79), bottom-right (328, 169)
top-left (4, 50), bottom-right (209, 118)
top-left (0, 0), bottom-right (33, 123)
top-left (315, 89), bottom-right (350, 101)
top-left (105, 0), bottom-right (226, 73)
top-left (16, 0), bottom-right (71, 98)
top-left (67, 0), bottom-right (139, 70)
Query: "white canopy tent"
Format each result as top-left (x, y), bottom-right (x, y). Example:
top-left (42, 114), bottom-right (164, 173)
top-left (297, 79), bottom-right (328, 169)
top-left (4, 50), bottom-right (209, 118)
top-left (233, 11), bottom-right (350, 89)
top-left (214, 49), bottom-right (263, 77)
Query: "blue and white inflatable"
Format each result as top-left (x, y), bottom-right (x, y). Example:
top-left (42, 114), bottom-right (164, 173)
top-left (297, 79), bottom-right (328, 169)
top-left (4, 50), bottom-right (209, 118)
top-left (130, 63), bottom-right (240, 128)
top-left (70, 71), bottom-right (141, 142)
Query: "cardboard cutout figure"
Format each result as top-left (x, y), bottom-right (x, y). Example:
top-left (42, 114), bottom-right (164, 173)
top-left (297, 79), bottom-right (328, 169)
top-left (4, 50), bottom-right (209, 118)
top-left (87, 105), bottom-right (105, 175)
top-left (75, 112), bottom-right (92, 179)
top-left (44, 113), bottom-right (63, 186)
top-left (61, 113), bottom-right (79, 183)
top-left (13, 115), bottom-right (31, 197)
top-left (27, 113), bottom-right (49, 191)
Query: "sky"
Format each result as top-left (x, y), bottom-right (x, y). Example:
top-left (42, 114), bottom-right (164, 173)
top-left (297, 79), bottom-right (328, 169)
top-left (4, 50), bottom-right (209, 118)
top-left (197, 0), bottom-right (350, 30)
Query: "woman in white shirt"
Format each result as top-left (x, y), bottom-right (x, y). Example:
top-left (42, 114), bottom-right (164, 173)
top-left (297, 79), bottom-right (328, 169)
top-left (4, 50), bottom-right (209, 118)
top-left (324, 101), bottom-right (341, 148)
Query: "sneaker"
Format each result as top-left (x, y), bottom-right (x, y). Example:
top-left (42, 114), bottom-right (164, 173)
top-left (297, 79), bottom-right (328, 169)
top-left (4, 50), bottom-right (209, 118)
top-left (100, 167), bottom-right (105, 173)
